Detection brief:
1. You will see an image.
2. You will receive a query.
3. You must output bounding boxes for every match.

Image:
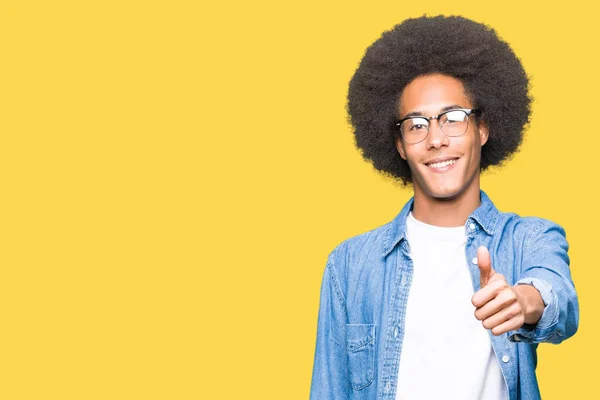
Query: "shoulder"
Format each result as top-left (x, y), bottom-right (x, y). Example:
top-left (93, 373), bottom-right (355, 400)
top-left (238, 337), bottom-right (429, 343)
top-left (494, 212), bottom-right (568, 252)
top-left (478, 191), bottom-right (566, 240)
top-left (324, 221), bottom-right (392, 284)
top-left (328, 221), bottom-right (390, 261)
top-left (496, 212), bottom-right (566, 235)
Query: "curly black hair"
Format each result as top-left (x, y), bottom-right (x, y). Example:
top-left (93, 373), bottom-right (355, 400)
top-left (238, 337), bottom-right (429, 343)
top-left (347, 15), bottom-right (532, 186)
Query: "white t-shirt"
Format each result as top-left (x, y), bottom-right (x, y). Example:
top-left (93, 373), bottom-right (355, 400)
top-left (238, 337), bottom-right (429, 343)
top-left (395, 212), bottom-right (508, 400)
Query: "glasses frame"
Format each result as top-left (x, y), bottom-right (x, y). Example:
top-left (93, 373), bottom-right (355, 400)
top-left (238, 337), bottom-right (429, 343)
top-left (395, 108), bottom-right (479, 144)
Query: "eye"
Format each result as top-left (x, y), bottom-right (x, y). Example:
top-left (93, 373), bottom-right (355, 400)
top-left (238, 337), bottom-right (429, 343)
top-left (443, 110), bottom-right (467, 124)
top-left (409, 124), bottom-right (426, 131)
top-left (406, 117), bottom-right (428, 131)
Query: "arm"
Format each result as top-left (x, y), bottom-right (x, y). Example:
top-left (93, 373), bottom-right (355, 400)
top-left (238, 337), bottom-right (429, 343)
top-left (472, 220), bottom-right (579, 343)
top-left (512, 283), bottom-right (545, 325)
top-left (309, 257), bottom-right (350, 399)
top-left (508, 220), bottom-right (579, 344)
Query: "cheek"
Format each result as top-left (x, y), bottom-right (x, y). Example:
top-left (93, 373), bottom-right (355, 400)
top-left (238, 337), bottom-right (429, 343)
top-left (464, 142), bottom-right (483, 172)
top-left (401, 147), bottom-right (421, 167)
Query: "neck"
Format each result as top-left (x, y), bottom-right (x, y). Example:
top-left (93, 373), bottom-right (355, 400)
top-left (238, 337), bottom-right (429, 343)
top-left (411, 180), bottom-right (481, 228)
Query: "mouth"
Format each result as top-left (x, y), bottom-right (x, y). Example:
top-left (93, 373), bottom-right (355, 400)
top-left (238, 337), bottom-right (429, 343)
top-left (425, 157), bottom-right (459, 172)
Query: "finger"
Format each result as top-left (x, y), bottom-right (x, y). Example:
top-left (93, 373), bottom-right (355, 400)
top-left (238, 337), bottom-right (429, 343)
top-left (477, 246), bottom-right (494, 287)
top-left (481, 301), bottom-right (522, 330)
top-left (491, 315), bottom-right (526, 336)
top-left (488, 272), bottom-right (505, 284)
top-left (473, 283), bottom-right (515, 320)
top-left (471, 275), bottom-right (508, 308)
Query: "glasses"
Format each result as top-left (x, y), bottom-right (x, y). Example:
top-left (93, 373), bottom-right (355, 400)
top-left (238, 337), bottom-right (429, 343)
top-left (395, 108), bottom-right (479, 144)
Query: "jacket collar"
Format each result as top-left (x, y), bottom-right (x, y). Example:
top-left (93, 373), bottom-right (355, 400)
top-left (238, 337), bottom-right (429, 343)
top-left (382, 190), bottom-right (499, 258)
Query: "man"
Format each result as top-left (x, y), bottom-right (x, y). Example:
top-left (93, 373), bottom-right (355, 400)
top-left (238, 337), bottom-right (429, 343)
top-left (309, 15), bottom-right (578, 400)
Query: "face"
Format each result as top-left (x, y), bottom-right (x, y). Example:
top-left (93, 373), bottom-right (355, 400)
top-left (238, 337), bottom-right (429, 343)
top-left (396, 74), bottom-right (489, 201)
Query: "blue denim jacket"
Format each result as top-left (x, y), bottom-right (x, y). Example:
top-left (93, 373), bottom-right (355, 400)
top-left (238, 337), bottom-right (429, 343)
top-left (310, 191), bottom-right (579, 400)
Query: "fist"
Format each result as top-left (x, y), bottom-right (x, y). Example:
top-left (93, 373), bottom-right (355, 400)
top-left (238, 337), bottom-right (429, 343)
top-left (471, 246), bottom-right (527, 336)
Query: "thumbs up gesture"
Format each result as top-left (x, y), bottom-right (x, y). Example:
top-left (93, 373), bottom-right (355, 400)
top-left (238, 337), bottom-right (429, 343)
top-left (476, 245), bottom-right (497, 287)
top-left (471, 246), bottom-right (545, 336)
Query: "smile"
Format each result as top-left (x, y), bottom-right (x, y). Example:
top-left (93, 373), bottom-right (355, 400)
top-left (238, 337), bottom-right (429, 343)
top-left (426, 158), bottom-right (459, 170)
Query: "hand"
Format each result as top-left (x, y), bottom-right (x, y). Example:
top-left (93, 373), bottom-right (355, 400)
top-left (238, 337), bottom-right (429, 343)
top-left (471, 246), bottom-right (544, 336)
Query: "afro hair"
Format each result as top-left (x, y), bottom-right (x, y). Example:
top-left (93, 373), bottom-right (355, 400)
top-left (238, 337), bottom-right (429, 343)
top-left (347, 15), bottom-right (532, 186)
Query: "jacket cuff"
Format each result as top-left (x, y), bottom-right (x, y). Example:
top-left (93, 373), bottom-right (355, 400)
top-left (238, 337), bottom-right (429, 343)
top-left (507, 278), bottom-right (559, 343)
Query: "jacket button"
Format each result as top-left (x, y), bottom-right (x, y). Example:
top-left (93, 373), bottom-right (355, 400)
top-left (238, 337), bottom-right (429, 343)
top-left (502, 355), bottom-right (510, 363)
top-left (394, 327), bottom-right (399, 338)
top-left (472, 257), bottom-right (478, 264)
top-left (469, 223), bottom-right (476, 231)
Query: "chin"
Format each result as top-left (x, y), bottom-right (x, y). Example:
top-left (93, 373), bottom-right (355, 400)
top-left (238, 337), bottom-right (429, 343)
top-left (423, 183), bottom-right (464, 200)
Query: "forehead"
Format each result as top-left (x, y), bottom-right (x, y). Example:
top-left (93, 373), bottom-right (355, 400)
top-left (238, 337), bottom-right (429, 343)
top-left (398, 74), bottom-right (472, 116)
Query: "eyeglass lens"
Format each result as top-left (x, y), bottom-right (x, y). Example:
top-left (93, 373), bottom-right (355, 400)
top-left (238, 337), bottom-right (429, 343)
top-left (401, 110), bottom-right (470, 143)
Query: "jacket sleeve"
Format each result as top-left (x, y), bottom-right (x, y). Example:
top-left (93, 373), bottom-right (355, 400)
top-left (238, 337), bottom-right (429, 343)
top-left (508, 220), bottom-right (579, 344)
top-left (309, 254), bottom-right (350, 399)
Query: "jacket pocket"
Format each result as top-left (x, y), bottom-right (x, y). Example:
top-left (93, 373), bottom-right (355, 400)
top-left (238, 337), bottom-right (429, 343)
top-left (346, 324), bottom-right (375, 390)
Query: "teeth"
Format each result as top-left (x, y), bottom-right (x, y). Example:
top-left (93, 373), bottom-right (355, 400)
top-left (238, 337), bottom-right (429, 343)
top-left (428, 159), bottom-right (457, 169)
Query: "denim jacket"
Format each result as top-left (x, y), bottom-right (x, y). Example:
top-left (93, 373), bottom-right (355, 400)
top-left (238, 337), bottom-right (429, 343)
top-left (310, 191), bottom-right (579, 400)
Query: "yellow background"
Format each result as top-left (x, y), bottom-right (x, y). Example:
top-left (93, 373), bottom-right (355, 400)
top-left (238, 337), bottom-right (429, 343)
top-left (0, 1), bottom-right (596, 398)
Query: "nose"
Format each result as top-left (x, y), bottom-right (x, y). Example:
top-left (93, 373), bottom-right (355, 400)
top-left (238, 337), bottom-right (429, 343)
top-left (426, 119), bottom-right (449, 149)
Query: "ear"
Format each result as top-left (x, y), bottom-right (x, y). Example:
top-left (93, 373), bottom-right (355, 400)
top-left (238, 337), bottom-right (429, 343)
top-left (478, 120), bottom-right (489, 147)
top-left (395, 136), bottom-right (407, 160)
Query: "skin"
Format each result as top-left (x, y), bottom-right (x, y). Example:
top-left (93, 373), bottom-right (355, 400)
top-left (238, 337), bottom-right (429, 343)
top-left (396, 73), bottom-right (544, 334)
top-left (395, 73), bottom-right (488, 227)
top-left (474, 246), bottom-right (544, 335)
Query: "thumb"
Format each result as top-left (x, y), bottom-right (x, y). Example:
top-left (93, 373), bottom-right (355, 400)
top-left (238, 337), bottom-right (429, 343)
top-left (477, 246), bottom-right (494, 288)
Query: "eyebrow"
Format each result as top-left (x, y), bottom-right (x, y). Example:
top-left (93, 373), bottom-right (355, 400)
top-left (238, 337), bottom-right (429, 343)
top-left (400, 104), bottom-right (466, 119)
